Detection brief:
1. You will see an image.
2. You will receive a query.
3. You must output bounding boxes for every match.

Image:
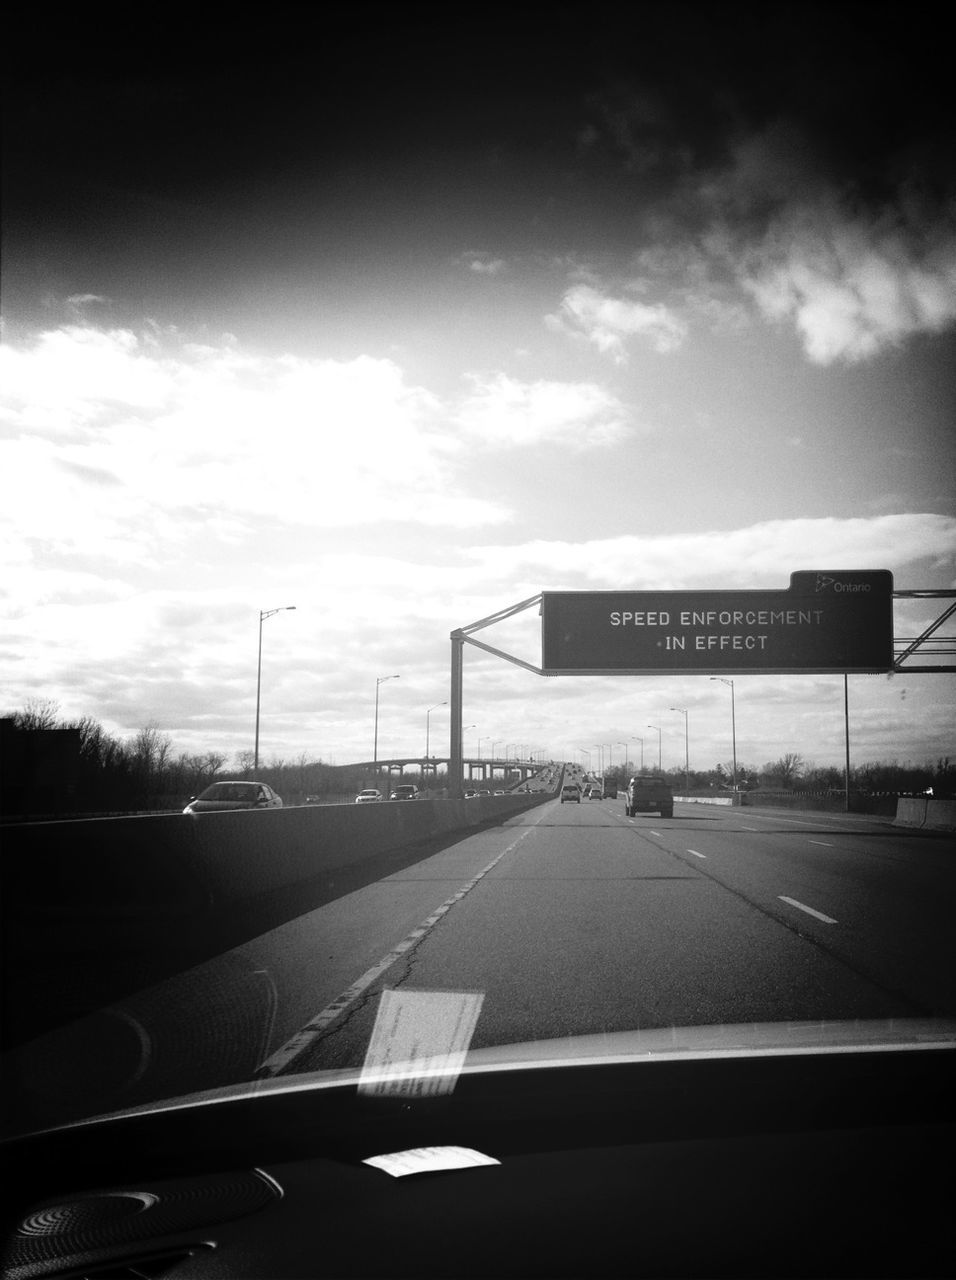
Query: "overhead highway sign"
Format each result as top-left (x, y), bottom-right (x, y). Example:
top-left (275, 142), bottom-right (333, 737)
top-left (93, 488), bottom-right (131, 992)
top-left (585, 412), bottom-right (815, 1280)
top-left (540, 571), bottom-right (894, 675)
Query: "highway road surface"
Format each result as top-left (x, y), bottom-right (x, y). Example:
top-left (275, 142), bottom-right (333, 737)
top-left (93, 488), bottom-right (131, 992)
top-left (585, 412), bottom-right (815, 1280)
top-left (6, 797), bottom-right (955, 1132)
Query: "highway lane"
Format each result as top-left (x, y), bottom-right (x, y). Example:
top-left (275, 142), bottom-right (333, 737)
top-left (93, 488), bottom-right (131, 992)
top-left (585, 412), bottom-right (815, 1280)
top-left (614, 801), bottom-right (956, 1014)
top-left (5, 797), bottom-right (954, 1132)
top-left (281, 798), bottom-right (954, 1075)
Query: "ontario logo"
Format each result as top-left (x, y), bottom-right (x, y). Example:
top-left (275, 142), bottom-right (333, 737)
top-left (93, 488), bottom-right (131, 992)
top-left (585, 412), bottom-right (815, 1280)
top-left (814, 574), bottom-right (871, 593)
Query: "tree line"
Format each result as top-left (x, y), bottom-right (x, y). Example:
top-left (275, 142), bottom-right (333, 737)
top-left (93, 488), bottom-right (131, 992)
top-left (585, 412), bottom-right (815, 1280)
top-left (2, 698), bottom-right (952, 820)
top-left (1, 699), bottom-right (445, 817)
top-left (596, 751), bottom-right (953, 796)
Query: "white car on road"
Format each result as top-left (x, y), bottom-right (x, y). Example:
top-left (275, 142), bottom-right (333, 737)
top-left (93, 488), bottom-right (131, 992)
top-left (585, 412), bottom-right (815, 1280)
top-left (354, 788), bottom-right (384, 803)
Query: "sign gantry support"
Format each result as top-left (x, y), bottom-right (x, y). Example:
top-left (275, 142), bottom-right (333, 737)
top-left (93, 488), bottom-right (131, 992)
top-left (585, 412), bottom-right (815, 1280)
top-left (447, 581), bottom-right (954, 798)
top-left (892, 590), bottom-right (956, 672)
top-left (449, 595), bottom-right (543, 798)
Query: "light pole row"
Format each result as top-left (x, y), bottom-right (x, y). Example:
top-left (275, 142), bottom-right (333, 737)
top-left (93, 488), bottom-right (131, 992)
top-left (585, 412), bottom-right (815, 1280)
top-left (256, 618), bottom-right (734, 794)
top-left (255, 605), bottom-right (296, 772)
top-left (710, 677), bottom-right (737, 790)
top-left (373, 674), bottom-right (400, 771)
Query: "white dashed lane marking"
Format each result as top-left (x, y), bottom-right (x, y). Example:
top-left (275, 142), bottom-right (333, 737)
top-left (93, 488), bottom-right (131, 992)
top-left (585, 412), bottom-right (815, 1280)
top-left (778, 896), bottom-right (838, 925)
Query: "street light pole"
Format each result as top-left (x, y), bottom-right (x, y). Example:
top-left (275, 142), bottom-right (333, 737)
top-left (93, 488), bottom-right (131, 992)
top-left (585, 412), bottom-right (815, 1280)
top-left (670, 708), bottom-right (689, 792)
top-left (373, 674), bottom-right (400, 784)
top-left (425, 702), bottom-right (447, 774)
top-left (647, 726), bottom-right (662, 772)
top-left (254, 606), bottom-right (296, 772)
top-left (710, 677), bottom-right (737, 790)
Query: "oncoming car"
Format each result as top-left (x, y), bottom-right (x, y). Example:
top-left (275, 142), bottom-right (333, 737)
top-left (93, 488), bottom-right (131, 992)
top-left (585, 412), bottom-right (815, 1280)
top-left (183, 781), bottom-right (283, 813)
top-left (354, 788), bottom-right (384, 803)
top-left (389, 785), bottom-right (420, 801)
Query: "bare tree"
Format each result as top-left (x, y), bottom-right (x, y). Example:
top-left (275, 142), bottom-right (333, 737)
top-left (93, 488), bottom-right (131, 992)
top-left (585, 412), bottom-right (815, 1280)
top-left (14, 697), bottom-right (62, 729)
top-left (762, 753), bottom-right (805, 788)
top-left (131, 724), bottom-right (173, 774)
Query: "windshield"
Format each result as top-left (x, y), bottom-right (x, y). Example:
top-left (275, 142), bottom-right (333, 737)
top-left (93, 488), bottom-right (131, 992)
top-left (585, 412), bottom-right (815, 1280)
top-left (2, 5), bottom-right (955, 1139)
top-left (199, 783), bottom-right (259, 801)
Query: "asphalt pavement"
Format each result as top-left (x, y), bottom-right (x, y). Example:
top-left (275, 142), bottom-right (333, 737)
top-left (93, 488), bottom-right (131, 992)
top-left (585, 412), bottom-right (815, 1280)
top-left (6, 797), bottom-right (954, 1134)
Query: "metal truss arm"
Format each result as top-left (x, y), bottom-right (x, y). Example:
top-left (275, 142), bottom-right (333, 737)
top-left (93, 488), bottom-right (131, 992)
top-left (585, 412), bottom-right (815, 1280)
top-left (893, 590), bottom-right (956, 672)
top-left (461, 633), bottom-right (543, 675)
top-left (448, 595), bottom-right (542, 795)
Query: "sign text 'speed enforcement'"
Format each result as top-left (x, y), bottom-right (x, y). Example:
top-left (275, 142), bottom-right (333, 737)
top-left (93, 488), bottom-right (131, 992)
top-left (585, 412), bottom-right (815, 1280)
top-left (540, 571), bottom-right (893, 675)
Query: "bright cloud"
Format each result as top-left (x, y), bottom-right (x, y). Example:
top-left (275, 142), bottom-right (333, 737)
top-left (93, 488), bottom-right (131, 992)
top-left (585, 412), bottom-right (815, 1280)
top-left (545, 283), bottom-right (687, 361)
top-left (0, 327), bottom-right (512, 564)
top-left (741, 203), bottom-right (956, 364)
top-left (455, 373), bottom-right (630, 449)
top-left (460, 251), bottom-right (507, 275)
top-left (466, 514), bottom-right (956, 589)
top-left (693, 126), bottom-right (956, 364)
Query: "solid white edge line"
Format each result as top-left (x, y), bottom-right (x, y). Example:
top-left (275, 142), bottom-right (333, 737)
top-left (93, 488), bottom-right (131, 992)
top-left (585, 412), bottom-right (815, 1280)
top-left (778, 895), bottom-right (838, 924)
top-left (257, 821), bottom-right (541, 1077)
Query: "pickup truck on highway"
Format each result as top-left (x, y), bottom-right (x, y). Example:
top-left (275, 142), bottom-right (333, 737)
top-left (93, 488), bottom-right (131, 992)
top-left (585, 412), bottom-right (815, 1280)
top-left (625, 775), bottom-right (674, 818)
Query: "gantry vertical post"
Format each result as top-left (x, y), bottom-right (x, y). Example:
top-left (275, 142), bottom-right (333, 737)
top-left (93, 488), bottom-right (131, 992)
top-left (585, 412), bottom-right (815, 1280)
top-left (449, 630), bottom-right (464, 798)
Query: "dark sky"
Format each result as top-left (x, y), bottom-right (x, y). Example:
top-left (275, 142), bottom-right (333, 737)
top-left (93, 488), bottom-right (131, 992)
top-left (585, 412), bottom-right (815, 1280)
top-left (5, 2), bottom-right (952, 247)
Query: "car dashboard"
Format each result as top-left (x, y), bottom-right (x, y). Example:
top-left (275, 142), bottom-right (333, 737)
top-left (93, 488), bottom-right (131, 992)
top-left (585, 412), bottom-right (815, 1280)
top-left (2, 1033), bottom-right (953, 1279)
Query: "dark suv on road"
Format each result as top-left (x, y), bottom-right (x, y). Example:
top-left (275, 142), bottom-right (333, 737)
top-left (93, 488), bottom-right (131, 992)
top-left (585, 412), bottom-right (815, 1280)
top-left (625, 775), bottom-right (674, 818)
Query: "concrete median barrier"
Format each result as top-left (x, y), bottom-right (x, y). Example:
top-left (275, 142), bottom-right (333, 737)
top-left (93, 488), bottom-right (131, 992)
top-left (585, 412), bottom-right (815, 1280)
top-left (1, 792), bottom-right (551, 1046)
top-left (894, 798), bottom-right (956, 831)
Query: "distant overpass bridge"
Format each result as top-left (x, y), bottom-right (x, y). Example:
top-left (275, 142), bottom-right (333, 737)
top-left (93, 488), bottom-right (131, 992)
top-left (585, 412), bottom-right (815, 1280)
top-left (351, 757), bottom-right (545, 785)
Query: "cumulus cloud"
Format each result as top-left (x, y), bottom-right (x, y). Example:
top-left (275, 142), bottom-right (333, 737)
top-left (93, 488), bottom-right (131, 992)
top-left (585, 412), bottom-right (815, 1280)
top-left (466, 514), bottom-right (956, 589)
top-left (579, 94), bottom-right (956, 364)
top-left (459, 251), bottom-right (507, 276)
top-left (66, 293), bottom-right (111, 310)
top-left (738, 200), bottom-right (956, 364)
top-left (0, 326), bottom-right (512, 562)
top-left (545, 283), bottom-right (687, 362)
top-left (691, 125), bottom-right (956, 364)
top-left (454, 372), bottom-right (630, 449)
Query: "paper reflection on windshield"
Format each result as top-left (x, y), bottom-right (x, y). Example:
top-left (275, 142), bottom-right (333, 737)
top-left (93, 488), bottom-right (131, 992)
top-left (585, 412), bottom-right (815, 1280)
top-left (358, 989), bottom-right (484, 1097)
